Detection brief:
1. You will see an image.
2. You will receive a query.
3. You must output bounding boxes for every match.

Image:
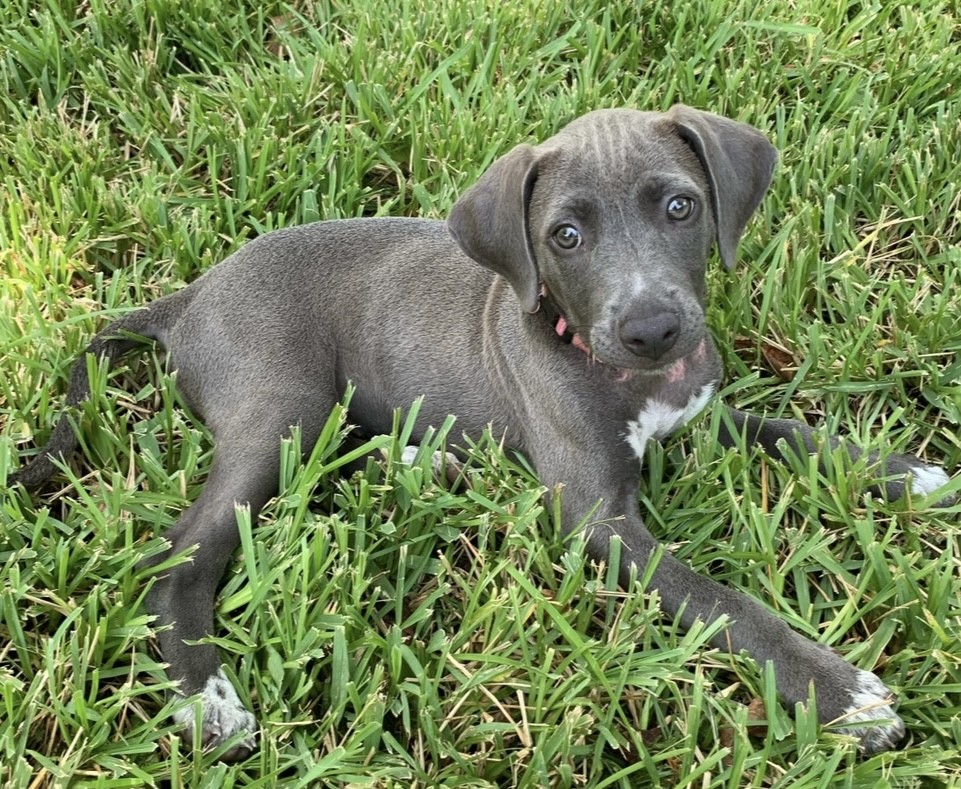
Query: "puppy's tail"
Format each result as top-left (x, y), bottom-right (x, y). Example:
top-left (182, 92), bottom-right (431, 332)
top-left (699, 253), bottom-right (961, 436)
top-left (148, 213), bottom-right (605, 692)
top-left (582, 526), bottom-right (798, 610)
top-left (10, 297), bottom-right (182, 489)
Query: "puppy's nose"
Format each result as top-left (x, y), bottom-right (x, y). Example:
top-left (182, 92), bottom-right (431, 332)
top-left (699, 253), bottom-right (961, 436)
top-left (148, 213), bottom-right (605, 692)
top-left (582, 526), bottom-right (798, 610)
top-left (619, 312), bottom-right (680, 359)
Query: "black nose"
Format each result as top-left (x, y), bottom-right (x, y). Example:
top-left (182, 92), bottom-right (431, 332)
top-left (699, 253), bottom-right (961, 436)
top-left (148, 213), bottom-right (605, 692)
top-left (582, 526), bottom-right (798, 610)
top-left (619, 312), bottom-right (680, 359)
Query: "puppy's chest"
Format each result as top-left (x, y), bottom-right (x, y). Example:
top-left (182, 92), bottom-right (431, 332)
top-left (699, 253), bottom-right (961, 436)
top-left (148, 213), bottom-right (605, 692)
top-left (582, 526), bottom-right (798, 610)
top-left (625, 382), bottom-right (716, 461)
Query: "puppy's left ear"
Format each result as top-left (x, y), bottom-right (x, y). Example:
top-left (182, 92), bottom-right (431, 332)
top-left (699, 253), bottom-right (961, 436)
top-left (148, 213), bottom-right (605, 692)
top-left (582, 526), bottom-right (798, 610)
top-left (667, 105), bottom-right (777, 270)
top-left (448, 144), bottom-right (541, 313)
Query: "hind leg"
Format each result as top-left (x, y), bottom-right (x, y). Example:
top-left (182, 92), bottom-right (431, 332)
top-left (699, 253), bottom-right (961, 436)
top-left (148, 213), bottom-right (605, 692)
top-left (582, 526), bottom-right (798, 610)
top-left (722, 406), bottom-right (951, 500)
top-left (147, 389), bottom-right (332, 760)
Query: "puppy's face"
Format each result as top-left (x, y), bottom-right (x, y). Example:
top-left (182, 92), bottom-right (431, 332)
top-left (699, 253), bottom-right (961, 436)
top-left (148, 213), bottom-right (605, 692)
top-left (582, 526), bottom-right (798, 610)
top-left (526, 114), bottom-right (715, 372)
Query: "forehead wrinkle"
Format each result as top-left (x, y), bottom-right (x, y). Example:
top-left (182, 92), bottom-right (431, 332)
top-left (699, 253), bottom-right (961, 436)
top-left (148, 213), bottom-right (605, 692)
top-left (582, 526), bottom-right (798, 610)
top-left (615, 201), bottom-right (640, 253)
top-left (608, 114), bottom-right (627, 170)
top-left (579, 112), bottom-right (617, 172)
top-left (587, 119), bottom-right (605, 165)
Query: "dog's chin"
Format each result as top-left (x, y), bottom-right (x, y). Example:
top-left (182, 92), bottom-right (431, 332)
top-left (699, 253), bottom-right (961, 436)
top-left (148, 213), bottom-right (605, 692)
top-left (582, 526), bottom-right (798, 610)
top-left (623, 360), bottom-right (678, 377)
top-left (589, 338), bottom-right (708, 382)
top-left (581, 351), bottom-right (675, 383)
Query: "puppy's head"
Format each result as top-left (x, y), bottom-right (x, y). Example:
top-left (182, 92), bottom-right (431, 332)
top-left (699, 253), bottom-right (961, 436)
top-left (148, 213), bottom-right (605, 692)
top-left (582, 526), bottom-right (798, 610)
top-left (448, 106), bottom-right (776, 373)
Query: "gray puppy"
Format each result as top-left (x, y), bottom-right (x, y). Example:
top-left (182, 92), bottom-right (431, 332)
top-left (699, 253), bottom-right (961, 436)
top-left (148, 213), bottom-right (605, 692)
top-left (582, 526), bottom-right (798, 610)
top-left (12, 106), bottom-right (949, 760)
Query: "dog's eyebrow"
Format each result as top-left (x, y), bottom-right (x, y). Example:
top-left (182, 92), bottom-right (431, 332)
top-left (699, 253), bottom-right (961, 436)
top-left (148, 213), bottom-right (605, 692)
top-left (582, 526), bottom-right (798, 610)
top-left (638, 172), bottom-right (703, 199)
top-left (549, 196), bottom-right (598, 222)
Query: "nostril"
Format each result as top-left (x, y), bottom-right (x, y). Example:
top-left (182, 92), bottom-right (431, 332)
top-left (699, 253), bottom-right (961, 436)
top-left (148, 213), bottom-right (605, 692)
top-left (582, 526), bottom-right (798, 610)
top-left (619, 312), bottom-right (680, 360)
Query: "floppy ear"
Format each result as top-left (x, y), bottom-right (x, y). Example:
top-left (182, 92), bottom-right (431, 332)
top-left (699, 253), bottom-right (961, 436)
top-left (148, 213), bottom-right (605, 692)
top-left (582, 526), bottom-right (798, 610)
top-left (447, 144), bottom-right (541, 313)
top-left (667, 105), bottom-right (777, 270)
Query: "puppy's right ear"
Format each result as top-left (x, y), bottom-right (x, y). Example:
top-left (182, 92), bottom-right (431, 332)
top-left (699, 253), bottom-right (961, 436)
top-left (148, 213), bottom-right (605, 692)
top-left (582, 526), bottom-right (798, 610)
top-left (448, 144), bottom-right (541, 313)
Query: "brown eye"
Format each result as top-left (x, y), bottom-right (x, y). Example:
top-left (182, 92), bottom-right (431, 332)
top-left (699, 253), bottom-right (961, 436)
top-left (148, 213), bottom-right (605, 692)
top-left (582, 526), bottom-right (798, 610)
top-left (666, 196), bottom-right (694, 221)
top-left (552, 224), bottom-right (582, 249)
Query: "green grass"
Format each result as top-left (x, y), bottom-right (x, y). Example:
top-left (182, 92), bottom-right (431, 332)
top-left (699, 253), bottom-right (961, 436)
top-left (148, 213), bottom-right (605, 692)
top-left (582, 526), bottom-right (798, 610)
top-left (2, 0), bottom-right (961, 785)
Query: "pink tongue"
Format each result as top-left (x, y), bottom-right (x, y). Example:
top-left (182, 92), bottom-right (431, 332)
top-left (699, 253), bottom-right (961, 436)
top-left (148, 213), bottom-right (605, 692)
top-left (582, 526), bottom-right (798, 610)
top-left (555, 315), bottom-right (590, 356)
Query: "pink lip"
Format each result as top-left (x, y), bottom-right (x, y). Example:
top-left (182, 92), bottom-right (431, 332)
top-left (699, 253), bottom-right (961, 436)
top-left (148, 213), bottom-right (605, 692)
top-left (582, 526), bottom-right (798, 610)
top-left (664, 339), bottom-right (706, 382)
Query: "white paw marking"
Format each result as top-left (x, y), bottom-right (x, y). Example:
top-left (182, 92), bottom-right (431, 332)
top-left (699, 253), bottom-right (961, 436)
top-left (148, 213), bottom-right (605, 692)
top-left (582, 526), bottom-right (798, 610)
top-left (909, 464), bottom-right (950, 496)
top-left (400, 446), bottom-right (459, 478)
top-left (172, 668), bottom-right (257, 753)
top-left (832, 669), bottom-right (905, 753)
top-left (626, 383), bottom-right (715, 461)
top-left (399, 446), bottom-right (420, 466)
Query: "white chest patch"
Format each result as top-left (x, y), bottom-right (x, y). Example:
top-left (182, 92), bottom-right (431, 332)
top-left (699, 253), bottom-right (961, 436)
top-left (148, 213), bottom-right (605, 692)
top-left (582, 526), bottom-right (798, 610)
top-left (626, 383), bottom-right (715, 462)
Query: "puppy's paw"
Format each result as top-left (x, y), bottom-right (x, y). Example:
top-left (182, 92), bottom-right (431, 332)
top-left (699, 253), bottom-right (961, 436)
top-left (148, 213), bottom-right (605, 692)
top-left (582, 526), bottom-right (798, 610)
top-left (173, 668), bottom-right (257, 762)
top-left (399, 445), bottom-right (462, 486)
top-left (829, 669), bottom-right (905, 754)
top-left (874, 453), bottom-right (953, 504)
top-left (907, 463), bottom-right (952, 500)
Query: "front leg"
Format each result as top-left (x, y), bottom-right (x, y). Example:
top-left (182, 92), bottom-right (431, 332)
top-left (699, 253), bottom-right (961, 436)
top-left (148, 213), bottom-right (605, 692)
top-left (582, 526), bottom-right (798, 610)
top-left (532, 443), bottom-right (905, 753)
top-left (722, 406), bottom-right (950, 501)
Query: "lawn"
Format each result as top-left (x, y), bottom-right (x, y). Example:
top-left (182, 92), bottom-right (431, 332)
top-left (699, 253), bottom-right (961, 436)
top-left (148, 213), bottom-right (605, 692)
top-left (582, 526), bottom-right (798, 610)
top-left (2, 0), bottom-right (960, 786)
